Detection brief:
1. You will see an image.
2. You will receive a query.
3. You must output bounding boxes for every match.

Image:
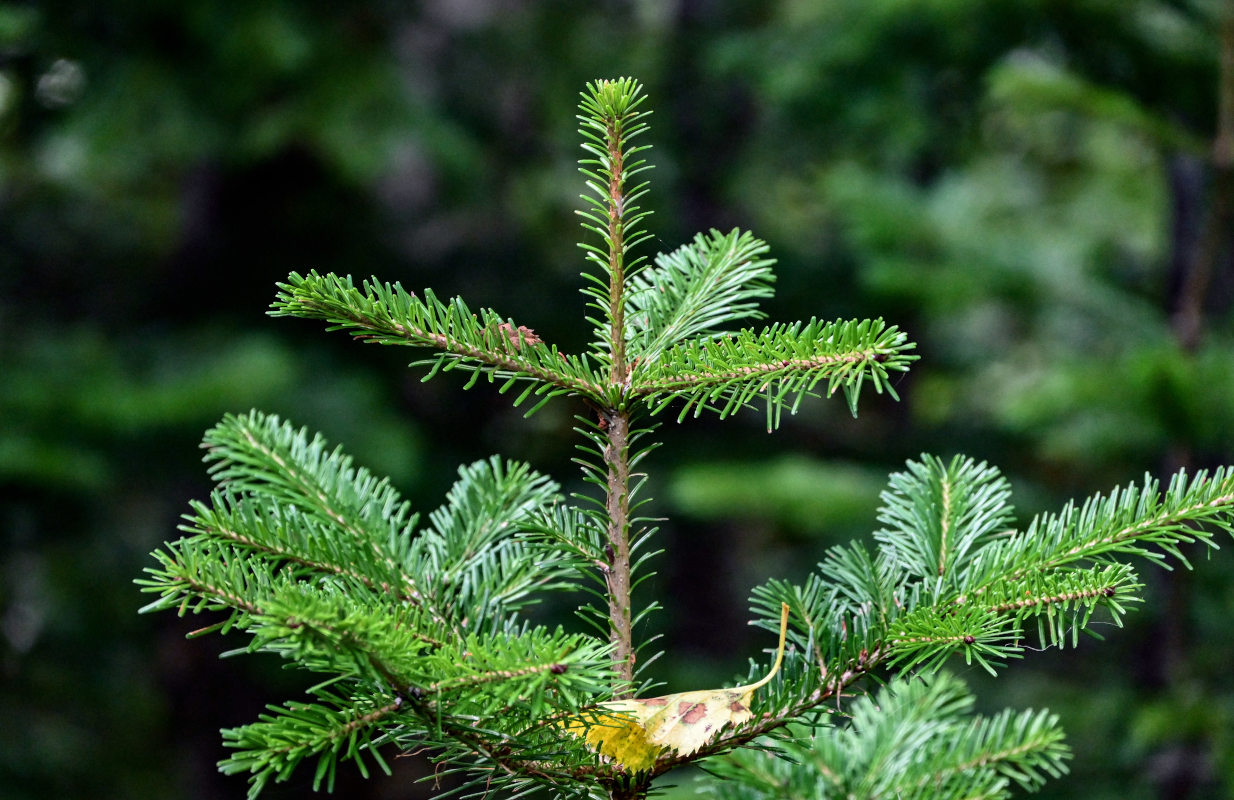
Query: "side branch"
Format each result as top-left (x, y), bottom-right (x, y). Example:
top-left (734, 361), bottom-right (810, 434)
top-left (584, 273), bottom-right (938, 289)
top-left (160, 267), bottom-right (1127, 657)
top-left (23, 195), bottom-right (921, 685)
top-left (295, 297), bottom-right (602, 396)
top-left (986, 585), bottom-right (1115, 614)
top-left (203, 520), bottom-right (421, 606)
top-left (230, 425), bottom-right (427, 603)
top-left (400, 695), bottom-right (602, 785)
top-left (1068, 494), bottom-right (1234, 556)
top-left (272, 273), bottom-right (605, 398)
top-left (169, 570), bottom-right (264, 618)
top-left (1040, 489), bottom-right (1234, 571)
top-left (908, 727), bottom-right (1063, 794)
top-left (631, 350), bottom-right (890, 397)
top-left (219, 696), bottom-right (407, 782)
top-left (423, 661), bottom-right (573, 696)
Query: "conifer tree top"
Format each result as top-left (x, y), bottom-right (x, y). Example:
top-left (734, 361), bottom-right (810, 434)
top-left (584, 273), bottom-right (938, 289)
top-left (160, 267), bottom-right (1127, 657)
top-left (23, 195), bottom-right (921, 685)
top-left (139, 78), bottom-right (1234, 800)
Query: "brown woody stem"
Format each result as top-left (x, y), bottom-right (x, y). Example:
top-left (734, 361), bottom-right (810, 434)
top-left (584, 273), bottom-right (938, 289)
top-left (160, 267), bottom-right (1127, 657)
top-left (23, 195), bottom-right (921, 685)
top-left (599, 87), bottom-right (637, 699)
top-left (596, 84), bottom-right (644, 800)
top-left (607, 117), bottom-right (628, 382)
top-left (603, 409), bottom-right (635, 693)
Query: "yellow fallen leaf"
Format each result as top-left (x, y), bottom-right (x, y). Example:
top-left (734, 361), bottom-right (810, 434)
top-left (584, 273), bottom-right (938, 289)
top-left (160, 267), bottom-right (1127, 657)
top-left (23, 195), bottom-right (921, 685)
top-left (567, 602), bottom-right (789, 772)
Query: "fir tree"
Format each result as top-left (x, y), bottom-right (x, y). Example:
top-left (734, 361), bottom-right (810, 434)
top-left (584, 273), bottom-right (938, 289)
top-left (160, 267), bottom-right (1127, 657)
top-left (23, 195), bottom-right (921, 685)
top-left (139, 78), bottom-right (1234, 800)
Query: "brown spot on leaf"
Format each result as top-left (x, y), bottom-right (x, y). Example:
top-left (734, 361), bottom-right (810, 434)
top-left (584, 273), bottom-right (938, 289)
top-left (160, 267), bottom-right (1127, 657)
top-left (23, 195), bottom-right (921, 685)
top-left (637, 697), bottom-right (669, 707)
top-left (678, 702), bottom-right (707, 724)
top-left (729, 700), bottom-right (748, 713)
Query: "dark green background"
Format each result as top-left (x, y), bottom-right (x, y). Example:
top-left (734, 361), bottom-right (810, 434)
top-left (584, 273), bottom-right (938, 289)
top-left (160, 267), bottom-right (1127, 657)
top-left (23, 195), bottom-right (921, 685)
top-left (3, 2), bottom-right (1232, 798)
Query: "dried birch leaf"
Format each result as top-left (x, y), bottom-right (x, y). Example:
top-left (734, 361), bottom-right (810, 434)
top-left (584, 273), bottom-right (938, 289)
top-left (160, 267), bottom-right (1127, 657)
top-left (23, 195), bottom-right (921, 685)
top-left (567, 603), bottom-right (789, 772)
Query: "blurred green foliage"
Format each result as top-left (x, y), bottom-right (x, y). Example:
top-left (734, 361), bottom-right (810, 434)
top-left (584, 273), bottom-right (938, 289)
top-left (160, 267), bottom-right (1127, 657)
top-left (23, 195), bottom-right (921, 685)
top-left (2, 1), bottom-right (1232, 798)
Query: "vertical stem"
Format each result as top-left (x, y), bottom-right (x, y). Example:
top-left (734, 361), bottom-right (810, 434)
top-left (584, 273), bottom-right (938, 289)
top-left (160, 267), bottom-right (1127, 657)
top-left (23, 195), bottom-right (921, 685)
top-left (603, 410), bottom-right (635, 693)
top-left (607, 119), bottom-right (628, 382)
top-left (601, 90), bottom-right (636, 696)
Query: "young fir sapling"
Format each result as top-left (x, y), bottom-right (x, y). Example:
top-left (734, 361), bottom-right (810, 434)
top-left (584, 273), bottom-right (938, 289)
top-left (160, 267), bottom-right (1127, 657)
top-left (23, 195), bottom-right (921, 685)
top-left (139, 78), bottom-right (1234, 800)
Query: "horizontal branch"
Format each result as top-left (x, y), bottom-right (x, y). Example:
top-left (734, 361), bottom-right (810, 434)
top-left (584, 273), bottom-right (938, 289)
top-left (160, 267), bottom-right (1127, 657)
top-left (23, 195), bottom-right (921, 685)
top-left (171, 565), bottom-right (265, 618)
top-left (204, 413), bottom-right (429, 605)
top-left (634, 351), bottom-right (888, 396)
top-left (986, 584), bottom-right (1114, 615)
top-left (989, 469), bottom-right (1234, 584)
top-left (272, 272), bottom-right (605, 404)
top-left (141, 545), bottom-right (463, 684)
top-left (1043, 490), bottom-right (1234, 568)
top-left (422, 661), bottom-right (573, 696)
top-left (629, 317), bottom-right (916, 427)
top-left (219, 695), bottom-right (406, 794)
top-left (194, 509), bottom-right (421, 606)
